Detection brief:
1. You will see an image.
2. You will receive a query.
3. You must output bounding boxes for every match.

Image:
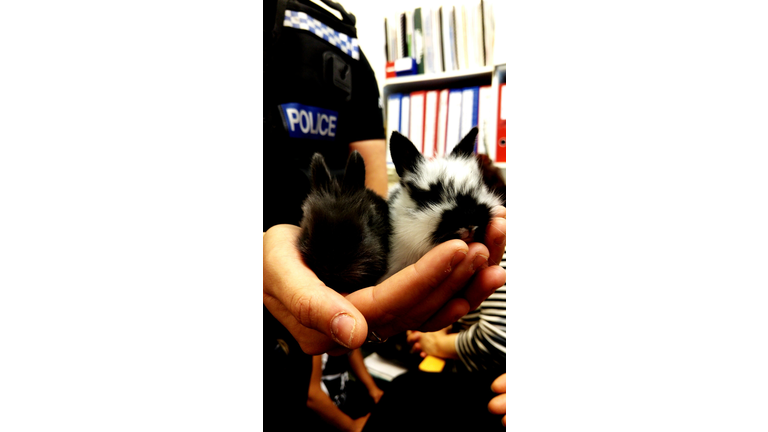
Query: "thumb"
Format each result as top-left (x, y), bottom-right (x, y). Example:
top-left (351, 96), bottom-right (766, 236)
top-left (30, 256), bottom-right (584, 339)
top-left (263, 225), bottom-right (369, 352)
top-left (284, 282), bottom-right (369, 350)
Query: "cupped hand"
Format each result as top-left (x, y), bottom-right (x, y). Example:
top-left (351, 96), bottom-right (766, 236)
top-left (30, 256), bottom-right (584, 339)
top-left (263, 224), bottom-right (502, 355)
top-left (264, 224), bottom-right (369, 355)
top-left (344, 239), bottom-right (495, 343)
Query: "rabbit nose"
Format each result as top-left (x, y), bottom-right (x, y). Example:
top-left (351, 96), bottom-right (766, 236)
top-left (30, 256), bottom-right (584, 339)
top-left (458, 226), bottom-right (478, 242)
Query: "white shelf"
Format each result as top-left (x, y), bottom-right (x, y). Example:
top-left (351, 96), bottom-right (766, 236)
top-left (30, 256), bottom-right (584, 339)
top-left (382, 67), bottom-right (494, 96)
top-left (384, 67), bottom-right (493, 86)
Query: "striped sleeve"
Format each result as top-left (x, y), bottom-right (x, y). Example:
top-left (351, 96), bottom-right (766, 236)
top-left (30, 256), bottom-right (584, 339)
top-left (454, 249), bottom-right (506, 373)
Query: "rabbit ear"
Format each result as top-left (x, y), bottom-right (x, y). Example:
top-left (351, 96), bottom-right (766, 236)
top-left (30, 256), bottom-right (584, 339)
top-left (309, 153), bottom-right (333, 190)
top-left (342, 151), bottom-right (366, 191)
top-left (451, 127), bottom-right (479, 158)
top-left (390, 131), bottom-right (424, 178)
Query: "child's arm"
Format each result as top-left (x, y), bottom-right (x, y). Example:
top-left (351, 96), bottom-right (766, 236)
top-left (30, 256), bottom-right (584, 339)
top-left (307, 355), bottom-right (368, 432)
top-left (348, 349), bottom-right (384, 403)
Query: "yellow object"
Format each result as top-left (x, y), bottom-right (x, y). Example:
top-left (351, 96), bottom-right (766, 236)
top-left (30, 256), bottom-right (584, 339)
top-left (418, 355), bottom-right (446, 373)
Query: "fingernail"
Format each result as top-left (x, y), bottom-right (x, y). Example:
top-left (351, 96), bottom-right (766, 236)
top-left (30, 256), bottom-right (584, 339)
top-left (330, 313), bottom-right (356, 349)
top-left (471, 254), bottom-right (488, 271)
top-left (450, 250), bottom-right (467, 270)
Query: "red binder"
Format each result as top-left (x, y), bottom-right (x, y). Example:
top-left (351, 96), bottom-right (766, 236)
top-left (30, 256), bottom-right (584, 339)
top-left (385, 61), bottom-right (396, 79)
top-left (496, 83), bottom-right (506, 163)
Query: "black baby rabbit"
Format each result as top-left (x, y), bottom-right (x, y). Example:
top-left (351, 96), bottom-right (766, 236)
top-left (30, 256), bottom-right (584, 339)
top-left (380, 127), bottom-right (504, 281)
top-left (297, 151), bottom-right (390, 293)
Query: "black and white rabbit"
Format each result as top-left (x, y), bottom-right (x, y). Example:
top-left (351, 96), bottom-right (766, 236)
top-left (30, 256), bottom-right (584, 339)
top-left (380, 127), bottom-right (504, 281)
top-left (297, 151), bottom-right (390, 293)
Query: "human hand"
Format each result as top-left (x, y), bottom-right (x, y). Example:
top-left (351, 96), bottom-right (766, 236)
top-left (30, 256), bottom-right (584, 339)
top-left (486, 206), bottom-right (506, 267)
top-left (263, 224), bottom-right (369, 355)
top-left (459, 204), bottom-right (505, 311)
top-left (344, 238), bottom-right (501, 346)
top-left (349, 413), bottom-right (371, 432)
top-left (406, 329), bottom-right (424, 356)
top-left (407, 327), bottom-right (453, 359)
top-left (369, 386), bottom-right (384, 404)
top-left (263, 224), bottom-right (504, 356)
top-left (488, 373), bottom-right (506, 427)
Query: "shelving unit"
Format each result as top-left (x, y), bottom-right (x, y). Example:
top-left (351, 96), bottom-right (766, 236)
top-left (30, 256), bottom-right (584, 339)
top-left (384, 64), bottom-right (507, 186)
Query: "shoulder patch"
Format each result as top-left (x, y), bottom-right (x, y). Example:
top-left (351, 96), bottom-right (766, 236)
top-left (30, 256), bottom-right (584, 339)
top-left (279, 103), bottom-right (339, 140)
top-left (283, 10), bottom-right (360, 60)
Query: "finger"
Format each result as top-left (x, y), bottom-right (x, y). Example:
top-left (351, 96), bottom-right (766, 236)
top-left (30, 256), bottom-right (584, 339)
top-left (263, 288), bottom-right (367, 354)
top-left (263, 295), bottom-right (329, 353)
top-left (347, 240), bottom-right (469, 332)
top-left (462, 265), bottom-right (506, 311)
top-left (407, 242), bottom-right (489, 320)
top-left (417, 297), bottom-right (470, 332)
top-left (491, 373), bottom-right (507, 393)
top-left (263, 225), bottom-right (368, 352)
top-left (485, 214), bottom-right (506, 267)
top-left (406, 331), bottom-right (421, 344)
top-left (488, 393), bottom-right (506, 415)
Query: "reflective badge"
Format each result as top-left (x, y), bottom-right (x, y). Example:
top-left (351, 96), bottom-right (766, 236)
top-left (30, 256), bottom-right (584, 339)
top-left (279, 103), bottom-right (338, 141)
top-left (283, 10), bottom-right (360, 60)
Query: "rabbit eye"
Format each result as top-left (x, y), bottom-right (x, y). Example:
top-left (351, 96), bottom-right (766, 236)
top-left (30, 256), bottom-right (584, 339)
top-left (408, 181), bottom-right (444, 209)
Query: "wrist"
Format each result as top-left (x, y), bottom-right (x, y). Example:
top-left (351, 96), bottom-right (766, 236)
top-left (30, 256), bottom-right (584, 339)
top-left (437, 333), bottom-right (459, 359)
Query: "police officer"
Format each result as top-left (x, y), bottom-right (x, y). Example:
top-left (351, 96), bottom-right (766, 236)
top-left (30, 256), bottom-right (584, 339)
top-left (263, 0), bottom-right (388, 231)
top-left (263, 1), bottom-right (388, 428)
top-left (262, 1), bottom-right (507, 429)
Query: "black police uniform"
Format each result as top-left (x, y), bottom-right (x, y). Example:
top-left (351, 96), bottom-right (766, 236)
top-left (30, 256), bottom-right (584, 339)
top-left (263, 0), bottom-right (385, 231)
top-left (262, 1), bottom-right (384, 429)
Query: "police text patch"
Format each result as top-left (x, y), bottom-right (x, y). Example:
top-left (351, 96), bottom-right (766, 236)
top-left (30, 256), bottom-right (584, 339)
top-left (279, 103), bottom-right (338, 141)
